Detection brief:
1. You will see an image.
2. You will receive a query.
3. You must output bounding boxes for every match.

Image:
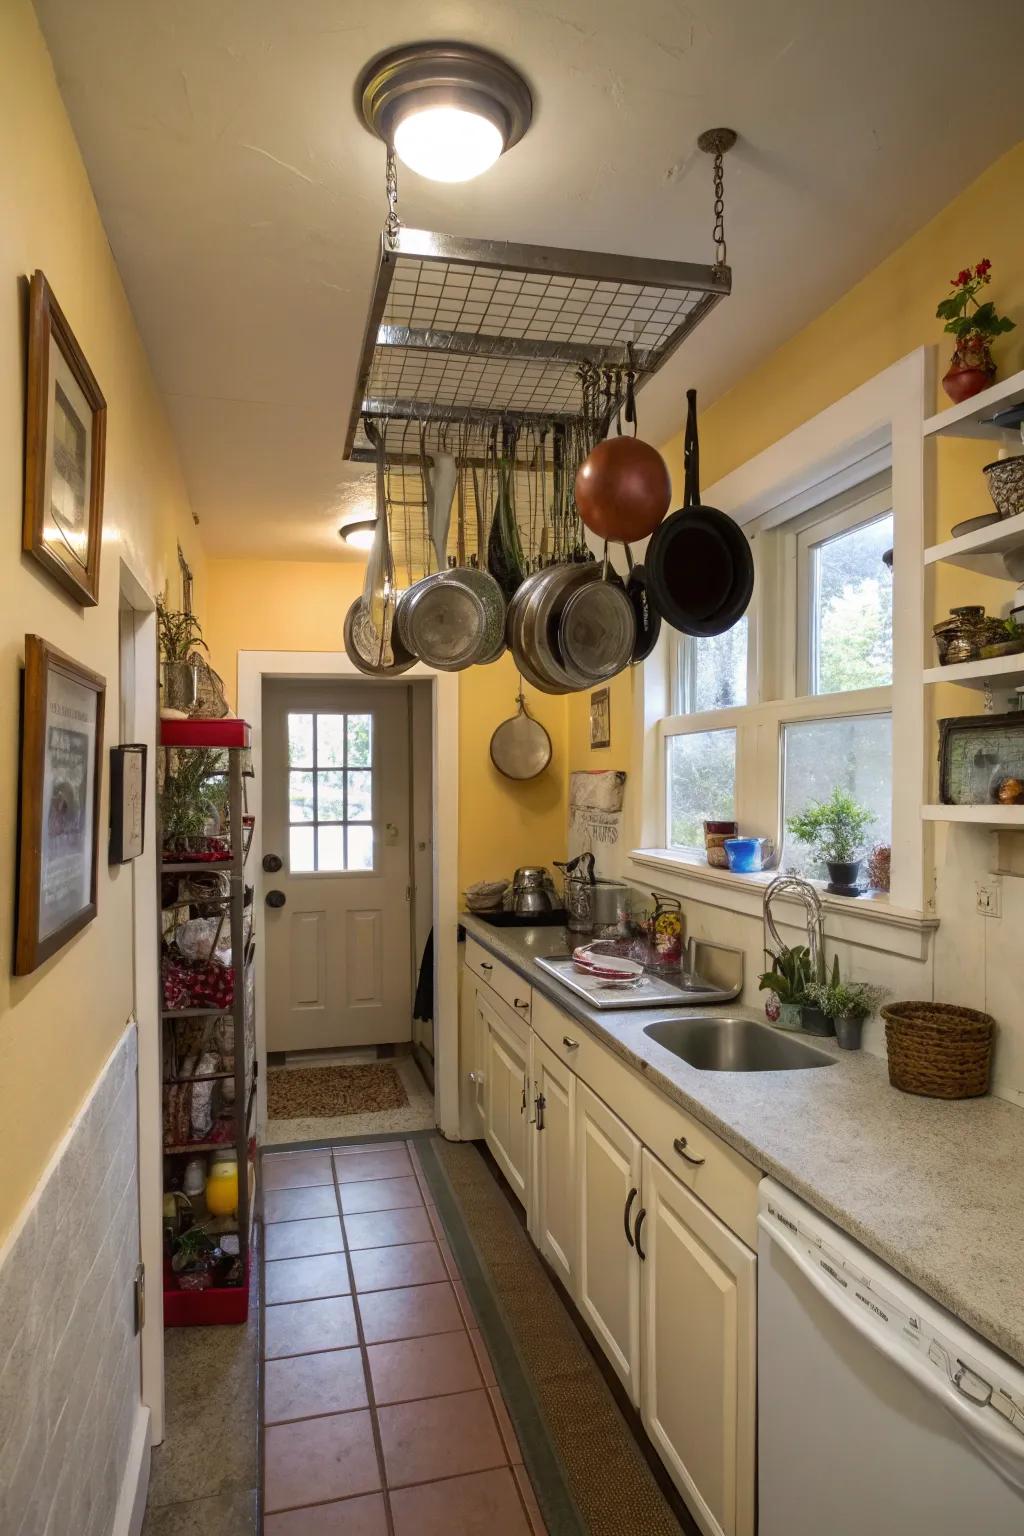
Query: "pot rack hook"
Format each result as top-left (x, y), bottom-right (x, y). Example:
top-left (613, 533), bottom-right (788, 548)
top-left (697, 127), bottom-right (737, 274)
top-left (384, 144), bottom-right (401, 250)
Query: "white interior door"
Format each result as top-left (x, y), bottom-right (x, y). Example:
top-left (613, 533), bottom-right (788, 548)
top-left (262, 679), bottom-right (412, 1051)
top-left (576, 1083), bottom-right (643, 1404)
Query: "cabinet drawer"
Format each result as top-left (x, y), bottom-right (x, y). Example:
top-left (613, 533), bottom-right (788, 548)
top-left (465, 935), bottom-right (532, 1023)
top-left (533, 992), bottom-right (760, 1249)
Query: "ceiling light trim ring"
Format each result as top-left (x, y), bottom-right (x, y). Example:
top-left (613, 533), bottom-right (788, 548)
top-left (359, 42), bottom-right (533, 153)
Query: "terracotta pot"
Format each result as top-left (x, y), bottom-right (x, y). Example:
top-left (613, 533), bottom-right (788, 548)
top-left (941, 340), bottom-right (996, 404)
top-left (574, 436), bottom-right (672, 543)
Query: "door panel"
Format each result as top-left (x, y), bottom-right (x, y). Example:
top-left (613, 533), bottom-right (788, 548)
top-left (576, 1083), bottom-right (642, 1403)
top-left (263, 680), bottom-right (412, 1050)
top-left (640, 1149), bottom-right (756, 1536)
top-left (531, 1037), bottom-right (577, 1290)
top-left (479, 990), bottom-right (529, 1205)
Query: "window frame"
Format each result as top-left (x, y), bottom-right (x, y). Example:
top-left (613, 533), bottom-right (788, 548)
top-left (285, 708), bottom-right (375, 877)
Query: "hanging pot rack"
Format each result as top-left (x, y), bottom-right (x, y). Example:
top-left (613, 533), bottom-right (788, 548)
top-left (343, 129), bottom-right (737, 465)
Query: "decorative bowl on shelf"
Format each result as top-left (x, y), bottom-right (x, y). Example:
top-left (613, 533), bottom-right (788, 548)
top-left (983, 455), bottom-right (1024, 520)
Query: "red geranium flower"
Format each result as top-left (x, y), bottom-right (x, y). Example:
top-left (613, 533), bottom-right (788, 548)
top-left (975, 258), bottom-right (992, 277)
top-left (954, 269), bottom-right (973, 287)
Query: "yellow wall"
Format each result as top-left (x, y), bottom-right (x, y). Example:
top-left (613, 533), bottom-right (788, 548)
top-left (568, 141), bottom-right (1024, 785)
top-left (0, 0), bottom-right (202, 1242)
top-left (205, 559), bottom-right (570, 888)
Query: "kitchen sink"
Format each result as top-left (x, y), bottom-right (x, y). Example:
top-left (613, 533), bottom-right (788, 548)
top-left (643, 1016), bottom-right (837, 1072)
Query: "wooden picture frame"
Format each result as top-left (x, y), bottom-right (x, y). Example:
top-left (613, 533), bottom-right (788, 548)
top-left (23, 271), bottom-right (107, 606)
top-left (939, 711), bottom-right (1024, 805)
top-left (16, 635), bottom-right (106, 975)
top-left (109, 743), bottom-right (147, 863)
top-left (590, 686), bottom-right (611, 750)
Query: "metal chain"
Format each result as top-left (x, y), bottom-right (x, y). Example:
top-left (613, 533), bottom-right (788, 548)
top-left (384, 146), bottom-right (400, 250)
top-left (712, 149), bottom-right (727, 269)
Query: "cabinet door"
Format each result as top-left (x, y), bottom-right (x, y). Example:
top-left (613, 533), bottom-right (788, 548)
top-left (531, 1036), bottom-right (577, 1291)
top-left (479, 990), bottom-right (529, 1206)
top-left (640, 1149), bottom-right (756, 1536)
top-left (576, 1083), bottom-right (642, 1404)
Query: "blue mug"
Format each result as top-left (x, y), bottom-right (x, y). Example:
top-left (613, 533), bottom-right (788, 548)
top-left (723, 836), bottom-right (774, 874)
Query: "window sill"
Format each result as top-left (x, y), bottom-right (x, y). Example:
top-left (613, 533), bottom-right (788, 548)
top-left (628, 848), bottom-right (938, 961)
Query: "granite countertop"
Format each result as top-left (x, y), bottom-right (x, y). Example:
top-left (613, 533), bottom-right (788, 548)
top-left (462, 915), bottom-right (1024, 1369)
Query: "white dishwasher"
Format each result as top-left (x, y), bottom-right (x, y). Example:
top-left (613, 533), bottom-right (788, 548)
top-left (758, 1179), bottom-right (1024, 1535)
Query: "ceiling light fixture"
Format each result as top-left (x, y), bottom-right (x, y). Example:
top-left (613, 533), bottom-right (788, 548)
top-left (339, 519), bottom-right (376, 551)
top-left (359, 43), bottom-right (533, 184)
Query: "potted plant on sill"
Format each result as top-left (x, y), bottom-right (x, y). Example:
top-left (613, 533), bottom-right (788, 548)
top-left (936, 259), bottom-right (1015, 404)
top-left (759, 944), bottom-right (812, 1032)
top-left (806, 967), bottom-right (883, 1051)
top-left (786, 787), bottom-right (875, 897)
top-left (158, 601), bottom-right (208, 718)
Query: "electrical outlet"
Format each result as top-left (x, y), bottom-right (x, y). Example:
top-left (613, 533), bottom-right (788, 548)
top-left (976, 880), bottom-right (1002, 918)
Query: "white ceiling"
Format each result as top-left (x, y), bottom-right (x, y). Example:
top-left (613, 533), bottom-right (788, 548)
top-left (34, 0), bottom-right (1024, 561)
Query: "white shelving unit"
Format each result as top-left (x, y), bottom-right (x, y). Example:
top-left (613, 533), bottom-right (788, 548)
top-left (922, 364), bottom-right (1024, 441)
top-left (924, 509), bottom-right (1024, 578)
top-left (924, 652), bottom-right (1024, 694)
top-left (922, 803), bottom-right (1024, 827)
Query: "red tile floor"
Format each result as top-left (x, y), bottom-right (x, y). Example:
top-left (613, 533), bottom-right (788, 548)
top-left (261, 1139), bottom-right (548, 1535)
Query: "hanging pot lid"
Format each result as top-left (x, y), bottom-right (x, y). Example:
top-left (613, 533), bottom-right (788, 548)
top-left (344, 596), bottom-right (417, 676)
top-left (557, 551), bottom-right (636, 681)
top-left (489, 690), bottom-right (552, 780)
top-left (624, 543), bottom-right (662, 663)
top-left (644, 388), bottom-right (754, 638)
top-left (403, 576), bottom-right (488, 671)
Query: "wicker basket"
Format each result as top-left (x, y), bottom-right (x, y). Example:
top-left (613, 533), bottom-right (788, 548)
top-left (881, 1001), bottom-right (994, 1099)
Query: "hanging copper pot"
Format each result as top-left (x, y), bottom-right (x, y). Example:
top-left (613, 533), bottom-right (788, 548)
top-left (574, 435), bottom-right (672, 544)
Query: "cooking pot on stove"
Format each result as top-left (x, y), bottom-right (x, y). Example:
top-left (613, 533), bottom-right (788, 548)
top-left (511, 866), bottom-right (556, 915)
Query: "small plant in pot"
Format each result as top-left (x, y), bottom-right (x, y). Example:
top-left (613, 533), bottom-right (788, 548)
top-left (758, 945), bottom-right (812, 1032)
top-left (158, 601), bottom-right (208, 718)
top-left (806, 966), bottom-right (883, 1051)
top-left (936, 259), bottom-right (1015, 404)
top-left (786, 787), bottom-right (875, 896)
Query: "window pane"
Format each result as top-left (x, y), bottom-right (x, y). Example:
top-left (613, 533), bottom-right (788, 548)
top-left (346, 825), bottom-right (373, 871)
top-left (289, 825), bottom-right (315, 872)
top-left (288, 770), bottom-right (314, 822)
top-left (812, 514), bottom-right (893, 694)
top-left (317, 770), bottom-right (346, 821)
top-left (317, 713), bottom-right (346, 768)
top-left (317, 825), bottom-right (345, 872)
top-left (347, 769), bottom-right (373, 822)
top-left (681, 620), bottom-right (748, 712)
top-left (288, 713), bottom-right (313, 767)
top-left (667, 730), bottom-right (736, 849)
top-left (347, 714), bottom-right (372, 768)
top-left (783, 713), bottom-right (892, 879)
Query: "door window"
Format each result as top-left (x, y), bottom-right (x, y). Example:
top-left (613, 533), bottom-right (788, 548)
top-left (287, 711), bottom-right (374, 872)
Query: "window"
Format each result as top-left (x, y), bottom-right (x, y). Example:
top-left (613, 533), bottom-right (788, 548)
top-left (798, 486), bottom-right (893, 696)
top-left (675, 618), bottom-right (749, 713)
top-left (667, 729), bottom-right (736, 850)
top-left (286, 711), bottom-right (373, 872)
top-left (782, 713), bottom-right (892, 878)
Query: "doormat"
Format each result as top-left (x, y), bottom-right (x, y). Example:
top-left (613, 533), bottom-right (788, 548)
top-left (266, 1063), bottom-right (409, 1120)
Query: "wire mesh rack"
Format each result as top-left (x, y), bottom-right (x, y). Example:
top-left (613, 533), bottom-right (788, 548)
top-left (344, 227), bottom-right (730, 462)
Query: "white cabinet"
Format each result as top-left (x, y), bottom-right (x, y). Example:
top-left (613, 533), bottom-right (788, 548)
top-left (576, 1082), bottom-right (643, 1405)
top-left (478, 986), bottom-right (530, 1205)
top-left (529, 1035), bottom-right (577, 1292)
top-left (640, 1150), bottom-right (756, 1536)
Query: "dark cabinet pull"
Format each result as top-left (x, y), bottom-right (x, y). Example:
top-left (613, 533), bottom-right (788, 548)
top-left (623, 1186), bottom-right (638, 1247)
top-left (514, 997), bottom-right (529, 1010)
top-left (562, 1035), bottom-right (579, 1050)
top-left (634, 1206), bottom-right (648, 1261)
top-left (480, 961), bottom-right (493, 971)
top-left (535, 1094), bottom-right (546, 1131)
top-left (673, 1135), bottom-right (706, 1167)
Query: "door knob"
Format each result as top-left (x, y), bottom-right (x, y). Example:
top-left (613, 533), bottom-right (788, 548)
top-left (265, 889), bottom-right (286, 909)
top-left (262, 853), bottom-right (283, 873)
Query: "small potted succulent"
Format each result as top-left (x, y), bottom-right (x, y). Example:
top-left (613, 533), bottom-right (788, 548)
top-left (786, 787), bottom-right (875, 896)
top-left (759, 945), bottom-right (812, 1032)
top-left (937, 259), bottom-right (1015, 404)
top-left (158, 601), bottom-right (208, 718)
top-left (805, 966), bottom-right (883, 1051)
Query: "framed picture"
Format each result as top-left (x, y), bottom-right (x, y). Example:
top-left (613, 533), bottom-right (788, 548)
top-left (590, 687), bottom-right (611, 750)
top-left (22, 271), bottom-right (107, 606)
top-left (939, 711), bottom-right (1024, 805)
top-left (15, 636), bottom-right (106, 975)
top-left (109, 744), bottom-right (147, 863)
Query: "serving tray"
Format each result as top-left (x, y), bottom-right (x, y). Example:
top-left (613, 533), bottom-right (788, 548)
top-left (534, 954), bottom-right (739, 1010)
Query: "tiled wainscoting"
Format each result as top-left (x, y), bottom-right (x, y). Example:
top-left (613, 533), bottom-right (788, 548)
top-left (0, 1025), bottom-right (145, 1536)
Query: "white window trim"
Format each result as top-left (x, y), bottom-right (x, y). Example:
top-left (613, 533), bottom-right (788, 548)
top-left (631, 348), bottom-right (935, 944)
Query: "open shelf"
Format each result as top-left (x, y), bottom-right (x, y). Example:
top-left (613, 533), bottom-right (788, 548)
top-left (923, 652), bottom-right (1024, 692)
top-left (923, 366), bottom-right (1024, 441)
top-left (923, 803), bottom-right (1024, 827)
top-left (925, 509), bottom-right (1024, 577)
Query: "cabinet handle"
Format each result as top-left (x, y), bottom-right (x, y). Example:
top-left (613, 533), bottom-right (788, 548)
top-left (468, 1070), bottom-right (484, 1085)
top-left (521, 1084), bottom-right (527, 1114)
top-left (623, 1186), bottom-right (638, 1248)
top-left (480, 961), bottom-right (493, 971)
top-left (562, 1035), bottom-right (579, 1050)
top-left (535, 1094), bottom-right (546, 1131)
top-left (514, 997), bottom-right (529, 1010)
top-left (673, 1135), bottom-right (706, 1167)
top-left (634, 1206), bottom-right (648, 1261)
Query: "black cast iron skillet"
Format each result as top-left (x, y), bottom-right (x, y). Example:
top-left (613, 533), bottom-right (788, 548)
top-left (645, 389), bottom-right (754, 637)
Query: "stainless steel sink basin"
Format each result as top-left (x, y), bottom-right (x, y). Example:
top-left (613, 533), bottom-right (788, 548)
top-left (643, 1017), bottom-right (836, 1072)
